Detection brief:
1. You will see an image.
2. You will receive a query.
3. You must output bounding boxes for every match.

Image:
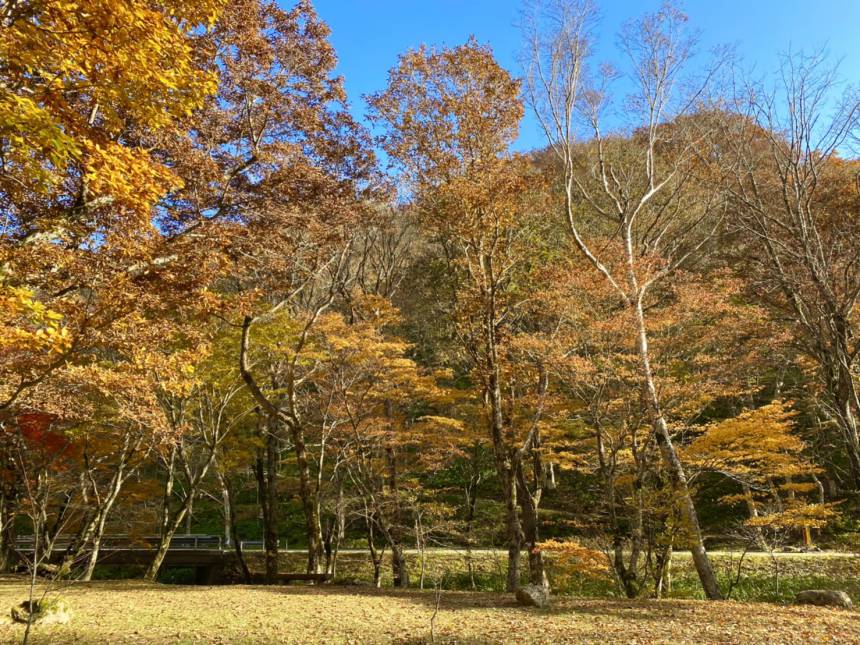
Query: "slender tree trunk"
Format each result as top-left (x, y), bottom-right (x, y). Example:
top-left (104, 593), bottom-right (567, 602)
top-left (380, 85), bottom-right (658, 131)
top-left (502, 468), bottom-right (522, 592)
top-left (386, 444), bottom-right (409, 588)
top-left (83, 522), bottom-right (104, 582)
top-left (82, 443), bottom-right (134, 581)
top-left (516, 459), bottom-right (546, 588)
top-left (0, 484), bottom-right (18, 572)
top-left (367, 516), bottom-right (383, 587)
top-left (484, 312), bottom-right (523, 591)
top-left (831, 367), bottom-right (860, 489)
top-left (654, 543), bottom-right (673, 599)
top-left (743, 484), bottom-right (768, 551)
top-left (598, 425), bottom-right (642, 598)
top-left (217, 467), bottom-right (251, 583)
top-left (145, 446), bottom-right (177, 581)
top-left (288, 421), bottom-right (323, 574)
top-left (473, 255), bottom-right (526, 593)
top-left (630, 294), bottom-right (722, 600)
top-left (254, 420), bottom-right (279, 584)
top-left (144, 505), bottom-right (189, 581)
top-left (464, 466), bottom-right (480, 590)
top-left (82, 494), bottom-right (117, 581)
top-left (325, 474), bottom-right (345, 577)
top-left (145, 441), bottom-right (218, 581)
top-left (185, 495), bottom-right (193, 535)
top-left (415, 514), bottom-right (426, 590)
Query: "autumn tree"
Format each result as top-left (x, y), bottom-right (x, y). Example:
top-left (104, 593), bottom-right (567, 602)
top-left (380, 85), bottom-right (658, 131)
top-left (369, 39), bottom-right (560, 591)
top-left (144, 340), bottom-right (250, 581)
top-left (720, 52), bottom-right (860, 489)
top-left (686, 401), bottom-right (837, 550)
top-left (310, 297), bottom-right (452, 587)
top-left (147, 0), bottom-right (377, 578)
top-left (0, 0), bottom-right (224, 414)
top-left (523, 0), bottom-right (730, 598)
top-left (535, 254), bottom-right (769, 597)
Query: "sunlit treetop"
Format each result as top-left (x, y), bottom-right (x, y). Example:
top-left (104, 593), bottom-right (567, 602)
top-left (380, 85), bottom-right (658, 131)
top-left (0, 0), bottom-right (224, 215)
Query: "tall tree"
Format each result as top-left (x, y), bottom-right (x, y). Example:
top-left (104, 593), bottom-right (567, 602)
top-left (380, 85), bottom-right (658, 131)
top-left (0, 0), bottom-right (224, 413)
top-left (523, 0), bottom-right (727, 598)
top-left (722, 52), bottom-right (860, 489)
top-left (369, 40), bottom-right (555, 591)
top-left (152, 0), bottom-right (376, 578)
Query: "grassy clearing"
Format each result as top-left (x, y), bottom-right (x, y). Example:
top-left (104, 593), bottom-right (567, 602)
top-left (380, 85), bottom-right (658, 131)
top-left (0, 578), bottom-right (856, 644)
top-left (234, 549), bottom-right (860, 604)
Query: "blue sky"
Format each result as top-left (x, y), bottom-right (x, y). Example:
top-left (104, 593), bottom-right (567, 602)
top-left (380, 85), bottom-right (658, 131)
top-left (308, 0), bottom-right (860, 151)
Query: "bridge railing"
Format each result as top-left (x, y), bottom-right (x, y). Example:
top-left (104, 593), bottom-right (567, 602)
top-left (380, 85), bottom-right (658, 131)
top-left (14, 534), bottom-right (224, 551)
top-left (14, 534), bottom-right (297, 552)
top-left (237, 539), bottom-right (288, 551)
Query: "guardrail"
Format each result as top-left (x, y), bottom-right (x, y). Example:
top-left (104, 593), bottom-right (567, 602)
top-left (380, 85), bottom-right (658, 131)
top-left (14, 534), bottom-right (224, 551)
top-left (14, 534), bottom-right (296, 552)
top-left (237, 539), bottom-right (288, 551)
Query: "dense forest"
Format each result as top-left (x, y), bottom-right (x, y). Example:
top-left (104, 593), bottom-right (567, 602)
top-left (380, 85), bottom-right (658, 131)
top-left (1, 0), bottom-right (859, 622)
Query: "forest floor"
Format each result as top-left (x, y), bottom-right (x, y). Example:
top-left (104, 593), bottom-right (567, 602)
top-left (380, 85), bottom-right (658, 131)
top-left (0, 577), bottom-right (858, 644)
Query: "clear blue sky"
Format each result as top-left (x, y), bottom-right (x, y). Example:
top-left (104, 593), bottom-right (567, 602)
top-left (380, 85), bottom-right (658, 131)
top-left (307, 0), bottom-right (860, 151)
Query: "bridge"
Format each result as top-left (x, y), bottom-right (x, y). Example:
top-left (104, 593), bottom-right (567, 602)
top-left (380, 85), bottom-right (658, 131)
top-left (16, 535), bottom-right (231, 583)
top-left (14, 535), bottom-right (328, 584)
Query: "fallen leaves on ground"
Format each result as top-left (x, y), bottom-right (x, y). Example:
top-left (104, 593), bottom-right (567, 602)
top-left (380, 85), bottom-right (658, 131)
top-left (0, 578), bottom-right (856, 644)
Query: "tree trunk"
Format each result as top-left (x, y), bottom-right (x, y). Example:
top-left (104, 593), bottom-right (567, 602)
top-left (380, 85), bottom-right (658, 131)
top-left (631, 295), bottom-right (722, 600)
top-left (217, 467), bottom-right (251, 583)
top-left (324, 474), bottom-right (345, 577)
top-left (516, 460), bottom-right (546, 588)
top-left (82, 443), bottom-right (134, 581)
top-left (464, 465), bottom-right (480, 590)
top-left (390, 542), bottom-right (409, 589)
top-left (503, 468), bottom-right (522, 592)
top-left (654, 543), bottom-right (673, 599)
top-left (254, 420), bottom-right (279, 584)
top-left (367, 516), bottom-right (383, 587)
top-left (145, 440), bottom-right (218, 581)
top-left (82, 496), bottom-right (116, 581)
top-left (144, 505), bottom-right (189, 581)
top-left (832, 369), bottom-right (860, 489)
top-left (386, 444), bottom-right (409, 588)
top-left (485, 323), bottom-right (523, 591)
top-left (0, 484), bottom-right (18, 572)
top-left (288, 421), bottom-right (323, 574)
top-left (743, 484), bottom-right (768, 551)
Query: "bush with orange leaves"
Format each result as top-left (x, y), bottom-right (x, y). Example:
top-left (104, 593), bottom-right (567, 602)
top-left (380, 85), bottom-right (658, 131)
top-left (537, 539), bottom-right (612, 593)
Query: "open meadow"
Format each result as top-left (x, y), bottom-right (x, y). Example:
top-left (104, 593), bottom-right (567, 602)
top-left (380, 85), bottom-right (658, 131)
top-left (1, 578), bottom-right (858, 644)
top-left (4, 552), bottom-right (860, 643)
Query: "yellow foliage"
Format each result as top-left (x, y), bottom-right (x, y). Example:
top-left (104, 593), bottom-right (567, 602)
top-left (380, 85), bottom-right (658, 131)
top-left (0, 0), bottom-right (223, 206)
top-left (746, 502), bottom-right (840, 531)
top-left (685, 401), bottom-right (816, 481)
top-left (0, 284), bottom-right (70, 354)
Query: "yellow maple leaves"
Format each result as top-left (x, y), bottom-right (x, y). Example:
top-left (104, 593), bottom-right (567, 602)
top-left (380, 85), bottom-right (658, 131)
top-left (0, 285), bottom-right (70, 354)
top-left (0, 1), bottom-right (225, 407)
top-left (0, 0), bottom-right (223, 209)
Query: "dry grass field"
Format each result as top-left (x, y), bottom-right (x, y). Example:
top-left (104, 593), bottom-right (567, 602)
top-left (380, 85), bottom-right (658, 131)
top-left (0, 578), bottom-right (857, 644)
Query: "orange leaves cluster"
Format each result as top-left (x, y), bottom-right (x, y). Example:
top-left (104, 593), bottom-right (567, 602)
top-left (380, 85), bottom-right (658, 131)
top-left (0, 0), bottom-right (227, 417)
top-left (685, 401), bottom-right (811, 479)
top-left (0, 286), bottom-right (69, 355)
top-left (686, 400), bottom-right (836, 532)
top-left (368, 38), bottom-right (523, 188)
top-left (537, 538), bottom-right (611, 582)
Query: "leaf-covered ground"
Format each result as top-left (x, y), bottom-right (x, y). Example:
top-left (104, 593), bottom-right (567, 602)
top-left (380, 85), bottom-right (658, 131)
top-left (0, 578), bottom-right (857, 644)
